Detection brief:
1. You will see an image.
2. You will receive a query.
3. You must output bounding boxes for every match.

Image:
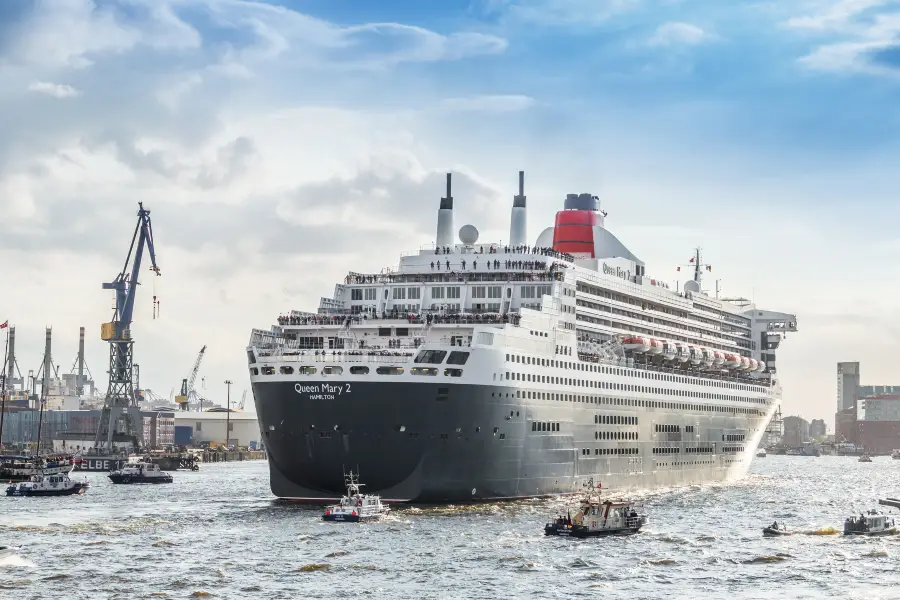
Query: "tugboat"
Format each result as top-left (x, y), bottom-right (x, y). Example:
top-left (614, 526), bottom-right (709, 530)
top-left (322, 471), bottom-right (390, 522)
top-left (108, 460), bottom-right (173, 484)
top-left (544, 479), bottom-right (646, 538)
top-left (762, 521), bottom-right (792, 536)
top-left (844, 511), bottom-right (897, 536)
top-left (6, 471), bottom-right (89, 497)
top-left (859, 454), bottom-right (873, 463)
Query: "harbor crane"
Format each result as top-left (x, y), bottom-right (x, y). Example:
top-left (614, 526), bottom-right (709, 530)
top-left (94, 202), bottom-right (160, 451)
top-left (175, 345), bottom-right (207, 410)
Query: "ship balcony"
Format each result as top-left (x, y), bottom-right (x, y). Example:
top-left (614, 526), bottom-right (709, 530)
top-left (256, 350), bottom-right (417, 367)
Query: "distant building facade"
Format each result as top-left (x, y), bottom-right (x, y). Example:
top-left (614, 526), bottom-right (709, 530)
top-left (783, 415), bottom-right (810, 447)
top-left (809, 419), bottom-right (827, 439)
top-left (836, 362), bottom-right (860, 413)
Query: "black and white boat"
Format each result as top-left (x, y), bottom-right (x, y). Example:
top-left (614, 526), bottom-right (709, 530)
top-left (763, 521), bottom-right (792, 536)
top-left (545, 479), bottom-right (646, 538)
top-left (0, 454), bottom-right (76, 483)
top-left (6, 472), bottom-right (89, 497)
top-left (322, 471), bottom-right (390, 522)
top-left (844, 512), bottom-right (897, 536)
top-left (107, 461), bottom-right (173, 484)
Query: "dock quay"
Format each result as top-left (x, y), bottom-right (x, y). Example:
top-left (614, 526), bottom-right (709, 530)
top-left (199, 450), bottom-right (266, 463)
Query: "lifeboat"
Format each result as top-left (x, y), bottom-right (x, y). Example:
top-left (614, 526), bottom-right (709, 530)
top-left (723, 353), bottom-right (741, 369)
top-left (647, 339), bottom-right (664, 355)
top-left (661, 342), bottom-right (677, 360)
top-left (748, 358), bottom-right (759, 371)
top-left (739, 356), bottom-right (751, 370)
top-left (674, 344), bottom-right (690, 362)
top-left (622, 336), bottom-right (650, 353)
top-left (755, 360), bottom-right (766, 372)
top-left (700, 348), bottom-right (715, 366)
top-left (712, 351), bottom-right (725, 367)
top-left (688, 347), bottom-right (702, 365)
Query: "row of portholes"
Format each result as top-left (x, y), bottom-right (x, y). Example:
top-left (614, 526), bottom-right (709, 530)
top-left (595, 431), bottom-right (637, 440)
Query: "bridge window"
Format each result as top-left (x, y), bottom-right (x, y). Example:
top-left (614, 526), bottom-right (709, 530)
top-left (322, 366), bottom-right (343, 375)
top-left (279, 366), bottom-right (294, 375)
top-left (376, 366), bottom-right (404, 375)
top-left (444, 368), bottom-right (463, 377)
top-left (447, 351), bottom-right (470, 365)
top-left (414, 350), bottom-right (447, 364)
top-left (261, 366), bottom-right (275, 375)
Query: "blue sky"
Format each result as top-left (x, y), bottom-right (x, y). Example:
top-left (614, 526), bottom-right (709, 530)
top-left (1, 0), bottom-right (900, 422)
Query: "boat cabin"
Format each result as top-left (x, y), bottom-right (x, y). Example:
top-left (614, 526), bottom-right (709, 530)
top-left (844, 513), bottom-right (896, 535)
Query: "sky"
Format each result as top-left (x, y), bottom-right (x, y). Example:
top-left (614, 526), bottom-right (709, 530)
top-left (1, 0), bottom-right (900, 425)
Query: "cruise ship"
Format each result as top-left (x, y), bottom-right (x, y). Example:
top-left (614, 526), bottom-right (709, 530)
top-left (248, 171), bottom-right (798, 503)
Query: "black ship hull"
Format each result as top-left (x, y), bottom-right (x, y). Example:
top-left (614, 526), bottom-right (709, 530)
top-left (254, 378), bottom-right (747, 503)
top-left (108, 474), bottom-right (173, 484)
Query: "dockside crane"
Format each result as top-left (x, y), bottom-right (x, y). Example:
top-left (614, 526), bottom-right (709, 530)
top-left (94, 203), bottom-right (160, 451)
top-left (175, 345), bottom-right (207, 410)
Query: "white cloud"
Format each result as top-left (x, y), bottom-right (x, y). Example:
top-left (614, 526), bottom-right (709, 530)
top-left (786, 0), bottom-right (900, 75)
top-left (485, 0), bottom-right (641, 26)
top-left (27, 81), bottom-right (82, 98)
top-left (439, 95), bottom-right (535, 112)
top-left (648, 22), bottom-right (711, 47)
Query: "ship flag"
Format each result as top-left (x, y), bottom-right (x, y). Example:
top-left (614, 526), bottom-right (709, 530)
top-left (689, 257), bottom-right (695, 263)
top-left (0, 320), bottom-right (7, 329)
top-left (676, 266), bottom-right (681, 272)
top-left (707, 265), bottom-right (712, 272)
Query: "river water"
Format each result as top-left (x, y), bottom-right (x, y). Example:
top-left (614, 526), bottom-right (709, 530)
top-left (1, 456), bottom-right (898, 599)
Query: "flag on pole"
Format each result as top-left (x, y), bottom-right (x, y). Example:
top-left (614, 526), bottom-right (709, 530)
top-left (676, 266), bottom-right (681, 272)
top-left (0, 321), bottom-right (7, 329)
top-left (707, 265), bottom-right (712, 272)
top-left (689, 257), bottom-right (695, 263)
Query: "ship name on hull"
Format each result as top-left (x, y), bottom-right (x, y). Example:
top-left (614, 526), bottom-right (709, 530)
top-left (294, 382), bottom-right (350, 400)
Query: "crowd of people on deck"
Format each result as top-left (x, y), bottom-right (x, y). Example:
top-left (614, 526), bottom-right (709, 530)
top-left (278, 311), bottom-right (522, 328)
top-left (433, 244), bottom-right (574, 263)
top-left (428, 258), bottom-right (549, 271)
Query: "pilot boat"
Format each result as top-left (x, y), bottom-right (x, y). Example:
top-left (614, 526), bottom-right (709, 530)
top-left (322, 471), bottom-right (389, 522)
top-left (5, 471), bottom-right (89, 497)
top-left (844, 511), bottom-right (897, 536)
top-left (544, 478), bottom-right (646, 538)
top-left (108, 461), bottom-right (173, 484)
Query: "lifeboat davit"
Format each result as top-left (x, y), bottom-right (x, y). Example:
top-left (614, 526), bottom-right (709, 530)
top-left (700, 348), bottom-right (715, 366)
top-left (674, 344), bottom-right (690, 362)
top-left (647, 339), bottom-right (664, 355)
top-left (712, 351), bottom-right (725, 367)
top-left (622, 336), bottom-right (650, 353)
top-left (738, 356), bottom-right (751, 370)
top-left (723, 353), bottom-right (741, 369)
top-left (688, 347), bottom-right (703, 365)
top-left (755, 360), bottom-right (766, 372)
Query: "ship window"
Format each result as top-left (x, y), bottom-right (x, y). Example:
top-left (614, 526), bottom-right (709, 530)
top-left (411, 367), bottom-right (438, 376)
top-left (261, 366), bottom-right (275, 375)
top-left (299, 366), bottom-right (316, 375)
top-left (350, 366), bottom-right (369, 375)
top-left (447, 351), bottom-right (469, 365)
top-left (378, 327), bottom-right (391, 336)
top-left (376, 367), bottom-right (404, 375)
top-left (246, 350), bottom-right (256, 364)
top-left (322, 366), bottom-right (343, 375)
top-left (444, 368), bottom-right (463, 377)
top-left (279, 366), bottom-right (294, 375)
top-left (414, 350), bottom-right (447, 364)
top-left (250, 367), bottom-right (258, 375)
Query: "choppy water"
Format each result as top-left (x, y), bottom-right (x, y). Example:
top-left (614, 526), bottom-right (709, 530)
top-left (1, 456), bottom-right (899, 599)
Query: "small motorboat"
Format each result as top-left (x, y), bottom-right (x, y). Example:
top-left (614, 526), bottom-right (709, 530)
top-left (891, 449), bottom-right (900, 460)
top-left (108, 461), bottom-right (173, 484)
top-left (544, 478), bottom-right (646, 538)
top-left (763, 522), bottom-right (792, 536)
top-left (859, 454), bottom-right (873, 463)
top-left (844, 511), bottom-right (897, 536)
top-left (5, 472), bottom-right (88, 497)
top-left (756, 448), bottom-right (767, 458)
top-left (322, 471), bottom-right (389, 522)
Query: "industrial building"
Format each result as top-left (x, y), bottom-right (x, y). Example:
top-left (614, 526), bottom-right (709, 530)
top-left (174, 410), bottom-right (260, 449)
top-left (834, 362), bottom-right (900, 454)
top-left (0, 409), bottom-right (174, 451)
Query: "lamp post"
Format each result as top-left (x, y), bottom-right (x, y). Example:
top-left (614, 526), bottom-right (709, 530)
top-left (224, 379), bottom-right (232, 461)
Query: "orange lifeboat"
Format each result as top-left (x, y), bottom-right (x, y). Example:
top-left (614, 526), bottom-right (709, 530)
top-left (712, 351), bottom-right (725, 366)
top-left (739, 356), bottom-right (751, 370)
top-left (622, 336), bottom-right (650, 353)
top-left (723, 353), bottom-right (741, 369)
top-left (647, 339), bottom-right (664, 355)
top-left (748, 358), bottom-right (759, 371)
top-left (755, 360), bottom-right (766, 372)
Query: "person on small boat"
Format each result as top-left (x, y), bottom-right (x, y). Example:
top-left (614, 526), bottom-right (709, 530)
top-left (771, 521), bottom-right (779, 530)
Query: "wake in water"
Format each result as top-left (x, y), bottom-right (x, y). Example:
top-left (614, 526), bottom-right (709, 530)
top-left (0, 554), bottom-right (36, 568)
